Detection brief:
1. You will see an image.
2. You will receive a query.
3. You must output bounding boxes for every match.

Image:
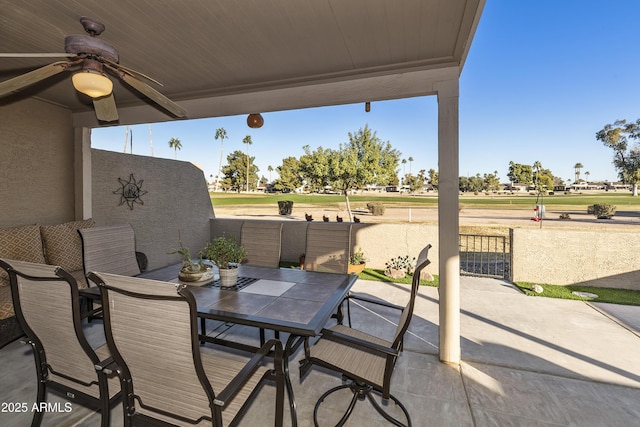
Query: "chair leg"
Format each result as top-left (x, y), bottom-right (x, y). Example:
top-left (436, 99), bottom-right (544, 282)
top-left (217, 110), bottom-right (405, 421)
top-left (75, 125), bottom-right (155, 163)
top-left (313, 380), bottom-right (411, 427)
top-left (366, 391), bottom-right (412, 427)
top-left (313, 384), bottom-right (357, 427)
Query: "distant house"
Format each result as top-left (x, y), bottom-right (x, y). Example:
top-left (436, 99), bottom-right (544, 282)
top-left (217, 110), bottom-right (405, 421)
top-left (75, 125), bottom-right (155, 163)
top-left (504, 183), bottom-right (530, 192)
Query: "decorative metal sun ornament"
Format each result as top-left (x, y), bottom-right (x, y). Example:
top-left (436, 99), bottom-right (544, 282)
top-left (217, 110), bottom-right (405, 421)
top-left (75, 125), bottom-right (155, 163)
top-left (114, 173), bottom-right (147, 210)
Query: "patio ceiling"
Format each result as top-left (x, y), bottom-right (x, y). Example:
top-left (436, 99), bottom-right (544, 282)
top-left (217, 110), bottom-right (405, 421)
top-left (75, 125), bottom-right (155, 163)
top-left (0, 0), bottom-right (484, 127)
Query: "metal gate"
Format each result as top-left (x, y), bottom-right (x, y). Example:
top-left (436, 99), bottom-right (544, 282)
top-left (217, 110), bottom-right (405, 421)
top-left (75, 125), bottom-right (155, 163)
top-left (459, 234), bottom-right (510, 279)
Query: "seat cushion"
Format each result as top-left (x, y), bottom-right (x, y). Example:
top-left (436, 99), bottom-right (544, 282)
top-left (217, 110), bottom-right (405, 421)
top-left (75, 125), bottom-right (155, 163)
top-left (309, 324), bottom-right (392, 388)
top-left (40, 219), bottom-right (95, 272)
top-left (0, 224), bottom-right (46, 288)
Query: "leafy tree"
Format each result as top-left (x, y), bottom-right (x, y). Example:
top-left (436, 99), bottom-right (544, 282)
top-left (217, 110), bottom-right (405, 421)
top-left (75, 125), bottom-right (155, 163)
top-left (220, 150), bottom-right (259, 193)
top-left (299, 145), bottom-right (333, 192)
top-left (427, 168), bottom-right (439, 186)
top-left (328, 125), bottom-right (400, 220)
top-left (596, 119), bottom-right (640, 196)
top-left (168, 137), bottom-right (182, 159)
top-left (214, 128), bottom-right (228, 190)
top-left (405, 170), bottom-right (426, 194)
top-left (459, 174), bottom-right (484, 193)
top-left (275, 156), bottom-right (303, 192)
top-left (507, 161), bottom-right (533, 185)
top-left (483, 170), bottom-right (501, 193)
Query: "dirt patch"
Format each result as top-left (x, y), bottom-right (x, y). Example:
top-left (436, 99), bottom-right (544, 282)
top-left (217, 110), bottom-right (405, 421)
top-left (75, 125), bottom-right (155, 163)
top-left (213, 205), bottom-right (640, 232)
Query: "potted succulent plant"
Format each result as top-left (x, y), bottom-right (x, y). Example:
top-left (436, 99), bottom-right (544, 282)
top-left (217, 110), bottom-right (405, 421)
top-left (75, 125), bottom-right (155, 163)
top-left (348, 248), bottom-right (367, 275)
top-left (202, 235), bottom-right (247, 287)
top-left (168, 240), bottom-right (213, 283)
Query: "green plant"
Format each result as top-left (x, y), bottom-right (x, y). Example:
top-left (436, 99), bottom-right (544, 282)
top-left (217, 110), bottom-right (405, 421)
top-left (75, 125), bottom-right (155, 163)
top-left (202, 235), bottom-right (247, 269)
top-left (366, 202), bottom-right (385, 216)
top-left (349, 248), bottom-right (367, 265)
top-left (168, 240), bottom-right (205, 273)
top-left (385, 255), bottom-right (416, 273)
top-left (592, 203), bottom-right (616, 219)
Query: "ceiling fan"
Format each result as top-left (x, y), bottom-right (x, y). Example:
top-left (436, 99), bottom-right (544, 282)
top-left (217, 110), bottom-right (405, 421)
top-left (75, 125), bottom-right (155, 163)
top-left (0, 16), bottom-right (187, 122)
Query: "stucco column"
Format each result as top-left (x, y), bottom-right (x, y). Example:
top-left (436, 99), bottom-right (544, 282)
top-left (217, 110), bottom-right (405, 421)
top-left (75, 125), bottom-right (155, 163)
top-left (74, 127), bottom-right (92, 220)
top-left (436, 80), bottom-right (460, 364)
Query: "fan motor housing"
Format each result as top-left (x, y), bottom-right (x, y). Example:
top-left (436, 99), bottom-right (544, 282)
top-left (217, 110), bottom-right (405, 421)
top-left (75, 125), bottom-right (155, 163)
top-left (64, 35), bottom-right (119, 63)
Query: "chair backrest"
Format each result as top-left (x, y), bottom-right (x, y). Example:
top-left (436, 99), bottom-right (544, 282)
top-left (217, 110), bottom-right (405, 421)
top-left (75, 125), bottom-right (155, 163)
top-left (79, 224), bottom-right (141, 283)
top-left (240, 221), bottom-right (283, 267)
top-left (304, 222), bottom-right (352, 274)
top-left (391, 244), bottom-right (432, 349)
top-left (0, 258), bottom-right (103, 394)
top-left (89, 272), bottom-right (215, 424)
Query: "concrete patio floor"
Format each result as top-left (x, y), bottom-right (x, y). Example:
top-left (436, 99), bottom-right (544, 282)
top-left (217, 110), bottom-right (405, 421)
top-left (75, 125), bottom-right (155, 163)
top-left (1, 276), bottom-right (639, 426)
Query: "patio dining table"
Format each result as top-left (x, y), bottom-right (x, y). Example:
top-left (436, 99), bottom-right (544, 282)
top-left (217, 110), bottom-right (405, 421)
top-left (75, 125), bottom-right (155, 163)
top-left (135, 263), bottom-right (358, 426)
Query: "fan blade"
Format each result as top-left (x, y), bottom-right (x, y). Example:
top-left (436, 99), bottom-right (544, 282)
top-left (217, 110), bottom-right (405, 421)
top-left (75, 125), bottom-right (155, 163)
top-left (120, 73), bottom-right (187, 118)
top-left (0, 61), bottom-right (71, 97)
top-left (0, 53), bottom-right (71, 58)
top-left (93, 94), bottom-right (119, 122)
top-left (102, 57), bottom-right (163, 86)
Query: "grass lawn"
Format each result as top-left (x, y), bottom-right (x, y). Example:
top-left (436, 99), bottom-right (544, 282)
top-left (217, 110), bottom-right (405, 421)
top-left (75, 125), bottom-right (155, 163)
top-left (212, 191), bottom-right (640, 211)
top-left (359, 268), bottom-right (439, 287)
top-left (355, 269), bottom-right (640, 306)
top-left (515, 282), bottom-right (640, 306)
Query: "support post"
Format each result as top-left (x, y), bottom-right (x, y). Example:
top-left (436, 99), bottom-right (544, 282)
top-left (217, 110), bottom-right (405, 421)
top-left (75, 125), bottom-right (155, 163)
top-left (74, 127), bottom-right (92, 220)
top-left (436, 80), bottom-right (460, 364)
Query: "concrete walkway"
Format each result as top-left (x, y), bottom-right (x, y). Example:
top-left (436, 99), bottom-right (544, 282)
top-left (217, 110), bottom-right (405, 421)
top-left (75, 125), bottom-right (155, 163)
top-left (1, 276), bottom-right (639, 426)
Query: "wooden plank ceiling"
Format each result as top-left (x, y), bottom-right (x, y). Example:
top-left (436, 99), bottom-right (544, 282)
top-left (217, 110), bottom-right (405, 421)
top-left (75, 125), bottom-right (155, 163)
top-left (0, 0), bottom-right (484, 126)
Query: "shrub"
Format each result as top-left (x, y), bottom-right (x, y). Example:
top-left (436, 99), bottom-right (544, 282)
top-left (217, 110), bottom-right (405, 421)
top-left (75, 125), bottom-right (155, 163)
top-left (367, 202), bottom-right (385, 216)
top-left (592, 203), bottom-right (616, 219)
top-left (385, 255), bottom-right (416, 273)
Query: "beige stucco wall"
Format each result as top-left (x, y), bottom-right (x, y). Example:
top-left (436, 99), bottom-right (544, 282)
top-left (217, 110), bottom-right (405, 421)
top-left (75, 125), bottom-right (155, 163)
top-left (511, 228), bottom-right (640, 289)
top-left (210, 218), bottom-right (439, 274)
top-left (0, 98), bottom-right (75, 226)
top-left (91, 149), bottom-right (214, 270)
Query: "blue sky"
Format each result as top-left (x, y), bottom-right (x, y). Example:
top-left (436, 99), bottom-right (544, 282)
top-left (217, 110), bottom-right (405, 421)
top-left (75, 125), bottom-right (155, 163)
top-left (92, 1), bottom-right (640, 184)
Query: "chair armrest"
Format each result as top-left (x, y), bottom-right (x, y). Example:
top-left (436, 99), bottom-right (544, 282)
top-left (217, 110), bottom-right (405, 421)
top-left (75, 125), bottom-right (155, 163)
top-left (346, 292), bottom-right (404, 311)
top-left (94, 356), bottom-right (118, 375)
top-left (321, 328), bottom-right (398, 357)
top-left (214, 338), bottom-right (284, 406)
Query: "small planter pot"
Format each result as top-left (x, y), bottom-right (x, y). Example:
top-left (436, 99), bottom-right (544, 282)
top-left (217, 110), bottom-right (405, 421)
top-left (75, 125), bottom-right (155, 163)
top-left (178, 265), bottom-right (213, 282)
top-left (218, 267), bottom-right (239, 287)
top-left (347, 262), bottom-right (366, 275)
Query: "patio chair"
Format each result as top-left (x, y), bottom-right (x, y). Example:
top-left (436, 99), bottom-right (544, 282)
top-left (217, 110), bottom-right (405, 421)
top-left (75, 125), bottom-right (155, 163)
top-left (299, 244), bottom-right (432, 427)
top-left (78, 224), bottom-right (143, 319)
top-left (241, 221), bottom-right (283, 268)
top-left (89, 271), bottom-right (285, 427)
top-left (0, 258), bottom-right (120, 427)
top-left (304, 222), bottom-right (352, 274)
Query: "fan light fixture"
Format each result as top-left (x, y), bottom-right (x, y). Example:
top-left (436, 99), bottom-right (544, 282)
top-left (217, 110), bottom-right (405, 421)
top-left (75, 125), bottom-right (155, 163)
top-left (365, 101), bottom-right (371, 112)
top-left (247, 113), bottom-right (264, 128)
top-left (72, 70), bottom-right (113, 98)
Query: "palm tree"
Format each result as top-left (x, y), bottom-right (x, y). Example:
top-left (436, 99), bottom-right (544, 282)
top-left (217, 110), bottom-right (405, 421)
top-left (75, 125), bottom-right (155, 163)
top-left (585, 171), bottom-right (590, 185)
top-left (243, 135), bottom-right (253, 192)
top-left (408, 156), bottom-right (414, 175)
top-left (574, 162), bottom-right (583, 183)
top-left (267, 165), bottom-right (273, 183)
top-left (214, 128), bottom-right (228, 191)
top-left (401, 158), bottom-right (407, 176)
top-left (168, 137), bottom-right (182, 159)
